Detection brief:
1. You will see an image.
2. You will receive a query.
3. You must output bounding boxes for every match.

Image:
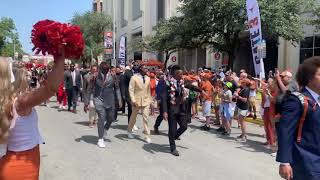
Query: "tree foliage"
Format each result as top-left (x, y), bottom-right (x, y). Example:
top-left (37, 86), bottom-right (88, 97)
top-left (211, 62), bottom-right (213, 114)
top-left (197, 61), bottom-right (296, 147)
top-left (143, 16), bottom-right (204, 67)
top-left (0, 17), bottom-right (24, 58)
top-left (71, 11), bottom-right (112, 64)
top-left (149, 0), bottom-right (318, 68)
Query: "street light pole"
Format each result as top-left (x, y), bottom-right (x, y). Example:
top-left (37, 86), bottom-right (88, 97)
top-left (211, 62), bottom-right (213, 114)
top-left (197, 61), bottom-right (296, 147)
top-left (13, 38), bottom-right (16, 61)
top-left (113, 0), bottom-right (116, 62)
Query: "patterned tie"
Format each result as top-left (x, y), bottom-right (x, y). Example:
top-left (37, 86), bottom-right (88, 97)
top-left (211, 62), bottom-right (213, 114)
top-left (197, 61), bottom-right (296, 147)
top-left (142, 75), bottom-right (145, 84)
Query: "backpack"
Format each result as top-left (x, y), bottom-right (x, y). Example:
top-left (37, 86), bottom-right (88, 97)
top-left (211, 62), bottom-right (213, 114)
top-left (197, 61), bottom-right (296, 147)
top-left (275, 92), bottom-right (312, 144)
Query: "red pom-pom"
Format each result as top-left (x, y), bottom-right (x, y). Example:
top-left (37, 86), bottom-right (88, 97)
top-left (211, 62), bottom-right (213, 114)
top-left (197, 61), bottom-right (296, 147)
top-left (31, 20), bottom-right (85, 60)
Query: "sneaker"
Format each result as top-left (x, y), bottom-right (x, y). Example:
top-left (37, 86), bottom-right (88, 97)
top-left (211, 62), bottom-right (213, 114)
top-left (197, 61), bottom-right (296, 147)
top-left (59, 104), bottom-right (63, 109)
top-left (127, 132), bottom-right (134, 139)
top-left (145, 137), bottom-right (151, 143)
top-left (216, 127), bottom-right (225, 132)
top-left (201, 125), bottom-right (210, 131)
top-left (271, 152), bottom-right (277, 157)
top-left (97, 139), bottom-right (106, 148)
top-left (133, 125), bottom-right (139, 131)
top-left (63, 106), bottom-right (67, 110)
top-left (237, 135), bottom-right (247, 142)
top-left (221, 131), bottom-right (230, 136)
top-left (171, 150), bottom-right (180, 156)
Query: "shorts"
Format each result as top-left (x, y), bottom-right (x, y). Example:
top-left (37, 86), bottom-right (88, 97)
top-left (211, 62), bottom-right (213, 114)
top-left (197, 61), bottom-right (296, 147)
top-left (221, 103), bottom-right (233, 121)
top-left (237, 108), bottom-right (248, 117)
top-left (249, 97), bottom-right (257, 107)
top-left (202, 101), bottom-right (212, 117)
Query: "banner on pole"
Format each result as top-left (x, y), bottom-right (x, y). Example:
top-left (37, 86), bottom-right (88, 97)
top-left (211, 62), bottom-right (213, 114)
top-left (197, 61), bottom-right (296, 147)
top-left (104, 32), bottom-right (113, 53)
top-left (118, 36), bottom-right (126, 68)
top-left (246, 0), bottom-right (265, 78)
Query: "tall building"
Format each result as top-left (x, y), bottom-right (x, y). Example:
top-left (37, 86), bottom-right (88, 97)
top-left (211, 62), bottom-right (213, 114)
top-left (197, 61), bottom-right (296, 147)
top-left (93, 0), bottom-right (103, 13)
top-left (101, 0), bottom-right (207, 69)
top-left (100, 0), bottom-right (318, 73)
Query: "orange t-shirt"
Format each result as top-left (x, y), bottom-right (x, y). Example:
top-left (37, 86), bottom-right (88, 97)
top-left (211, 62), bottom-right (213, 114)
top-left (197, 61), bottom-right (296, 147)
top-left (150, 79), bottom-right (156, 97)
top-left (200, 80), bottom-right (213, 101)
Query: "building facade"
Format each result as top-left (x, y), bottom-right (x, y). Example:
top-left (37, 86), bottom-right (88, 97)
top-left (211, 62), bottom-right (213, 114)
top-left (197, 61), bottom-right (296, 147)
top-left (101, 0), bottom-right (206, 69)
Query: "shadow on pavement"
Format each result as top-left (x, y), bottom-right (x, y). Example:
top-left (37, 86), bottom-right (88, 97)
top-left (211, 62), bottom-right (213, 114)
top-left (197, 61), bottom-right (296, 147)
top-left (110, 124), bottom-right (128, 131)
top-left (75, 135), bottom-right (111, 145)
top-left (114, 134), bottom-right (146, 143)
top-left (74, 121), bottom-right (90, 127)
top-left (142, 143), bottom-right (188, 154)
top-left (50, 105), bottom-right (59, 109)
top-left (188, 124), bottom-right (273, 154)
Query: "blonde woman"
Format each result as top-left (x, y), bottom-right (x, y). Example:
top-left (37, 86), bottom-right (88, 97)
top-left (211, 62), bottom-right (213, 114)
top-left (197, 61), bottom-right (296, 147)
top-left (0, 51), bottom-right (65, 180)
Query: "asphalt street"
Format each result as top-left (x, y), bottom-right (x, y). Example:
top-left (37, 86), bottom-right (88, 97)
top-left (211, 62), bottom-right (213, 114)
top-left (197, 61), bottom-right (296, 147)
top-left (38, 100), bottom-right (279, 180)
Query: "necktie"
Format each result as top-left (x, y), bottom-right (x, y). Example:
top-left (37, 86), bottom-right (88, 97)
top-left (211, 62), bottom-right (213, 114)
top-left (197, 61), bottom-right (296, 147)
top-left (142, 75), bottom-right (145, 84)
top-left (177, 81), bottom-right (181, 96)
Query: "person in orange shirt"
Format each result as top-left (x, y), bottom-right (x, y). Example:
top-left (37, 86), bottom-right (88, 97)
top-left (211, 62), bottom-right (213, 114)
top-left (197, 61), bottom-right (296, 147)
top-left (149, 72), bottom-right (157, 116)
top-left (200, 73), bottom-right (213, 131)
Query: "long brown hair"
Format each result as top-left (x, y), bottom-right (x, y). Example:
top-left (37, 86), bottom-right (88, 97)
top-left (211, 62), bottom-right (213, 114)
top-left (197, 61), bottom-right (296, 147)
top-left (0, 58), bottom-right (14, 143)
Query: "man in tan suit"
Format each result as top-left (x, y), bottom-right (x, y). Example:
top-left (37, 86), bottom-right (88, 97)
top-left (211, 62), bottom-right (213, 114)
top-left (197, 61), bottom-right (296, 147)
top-left (127, 64), bottom-right (152, 143)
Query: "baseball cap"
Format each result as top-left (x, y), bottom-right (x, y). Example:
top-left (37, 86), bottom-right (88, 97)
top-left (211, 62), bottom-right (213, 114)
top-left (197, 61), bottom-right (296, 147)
top-left (224, 82), bottom-right (233, 89)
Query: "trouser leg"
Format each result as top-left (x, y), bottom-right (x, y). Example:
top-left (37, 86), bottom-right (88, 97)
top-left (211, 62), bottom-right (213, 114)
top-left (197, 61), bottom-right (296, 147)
top-left (67, 89), bottom-right (73, 110)
top-left (175, 114), bottom-right (188, 139)
top-left (96, 105), bottom-right (106, 139)
top-left (154, 102), bottom-right (163, 128)
top-left (127, 100), bottom-right (132, 124)
top-left (142, 106), bottom-right (150, 138)
top-left (127, 106), bottom-right (139, 132)
top-left (104, 108), bottom-right (114, 131)
top-left (168, 113), bottom-right (178, 152)
top-left (72, 86), bottom-right (79, 110)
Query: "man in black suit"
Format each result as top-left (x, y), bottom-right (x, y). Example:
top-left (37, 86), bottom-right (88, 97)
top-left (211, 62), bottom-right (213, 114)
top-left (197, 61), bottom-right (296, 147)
top-left (161, 65), bottom-right (200, 156)
top-left (64, 63), bottom-right (82, 112)
top-left (123, 62), bottom-right (139, 123)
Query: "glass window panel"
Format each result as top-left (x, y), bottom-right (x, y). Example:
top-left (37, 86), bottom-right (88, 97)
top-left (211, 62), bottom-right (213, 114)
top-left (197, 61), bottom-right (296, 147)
top-left (315, 35), bottom-right (320, 48)
top-left (300, 36), bottom-right (314, 49)
top-left (300, 49), bottom-right (313, 63)
top-left (314, 48), bottom-right (320, 56)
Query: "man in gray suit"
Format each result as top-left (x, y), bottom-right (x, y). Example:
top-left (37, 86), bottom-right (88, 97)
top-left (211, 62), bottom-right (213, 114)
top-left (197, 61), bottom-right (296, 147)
top-left (64, 63), bottom-right (82, 112)
top-left (89, 62), bottom-right (116, 148)
top-left (83, 65), bottom-right (98, 128)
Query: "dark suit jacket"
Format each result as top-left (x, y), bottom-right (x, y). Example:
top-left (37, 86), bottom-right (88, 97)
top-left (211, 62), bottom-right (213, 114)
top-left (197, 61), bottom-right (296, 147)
top-left (161, 80), bottom-right (201, 115)
top-left (64, 70), bottom-right (82, 90)
top-left (93, 72), bottom-right (116, 109)
top-left (123, 70), bottom-right (134, 102)
top-left (276, 88), bottom-right (320, 179)
top-left (83, 73), bottom-right (95, 106)
top-left (119, 74), bottom-right (126, 100)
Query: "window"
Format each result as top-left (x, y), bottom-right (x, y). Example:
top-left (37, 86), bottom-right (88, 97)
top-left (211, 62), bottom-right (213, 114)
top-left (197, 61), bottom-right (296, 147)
top-left (93, 2), bottom-right (97, 12)
top-left (100, 2), bottom-right (103, 12)
top-left (300, 35), bottom-right (320, 63)
top-left (157, 0), bottom-right (165, 21)
top-left (121, 0), bottom-right (127, 27)
top-left (132, 0), bottom-right (142, 20)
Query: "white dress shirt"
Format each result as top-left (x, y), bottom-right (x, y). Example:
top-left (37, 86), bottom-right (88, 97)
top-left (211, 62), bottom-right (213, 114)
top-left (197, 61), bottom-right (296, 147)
top-left (72, 70), bottom-right (76, 86)
top-left (306, 86), bottom-right (320, 106)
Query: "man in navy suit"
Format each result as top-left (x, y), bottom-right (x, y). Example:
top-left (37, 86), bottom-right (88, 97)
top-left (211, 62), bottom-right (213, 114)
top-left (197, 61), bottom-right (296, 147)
top-left (276, 56), bottom-right (320, 180)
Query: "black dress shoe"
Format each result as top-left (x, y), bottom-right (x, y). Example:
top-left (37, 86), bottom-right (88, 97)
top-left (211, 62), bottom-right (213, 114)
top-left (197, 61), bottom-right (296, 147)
top-left (171, 150), bottom-right (180, 156)
top-left (176, 137), bottom-right (181, 140)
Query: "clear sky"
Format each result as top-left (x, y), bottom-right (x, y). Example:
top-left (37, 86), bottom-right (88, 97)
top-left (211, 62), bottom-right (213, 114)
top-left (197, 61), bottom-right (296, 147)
top-left (0, 0), bottom-right (92, 54)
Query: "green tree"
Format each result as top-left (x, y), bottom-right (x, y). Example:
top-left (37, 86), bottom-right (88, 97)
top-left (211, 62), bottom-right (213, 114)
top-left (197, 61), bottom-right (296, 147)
top-left (0, 17), bottom-right (24, 58)
top-left (142, 16), bottom-right (204, 68)
top-left (153, 0), bottom-right (317, 69)
top-left (71, 11), bottom-right (112, 65)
